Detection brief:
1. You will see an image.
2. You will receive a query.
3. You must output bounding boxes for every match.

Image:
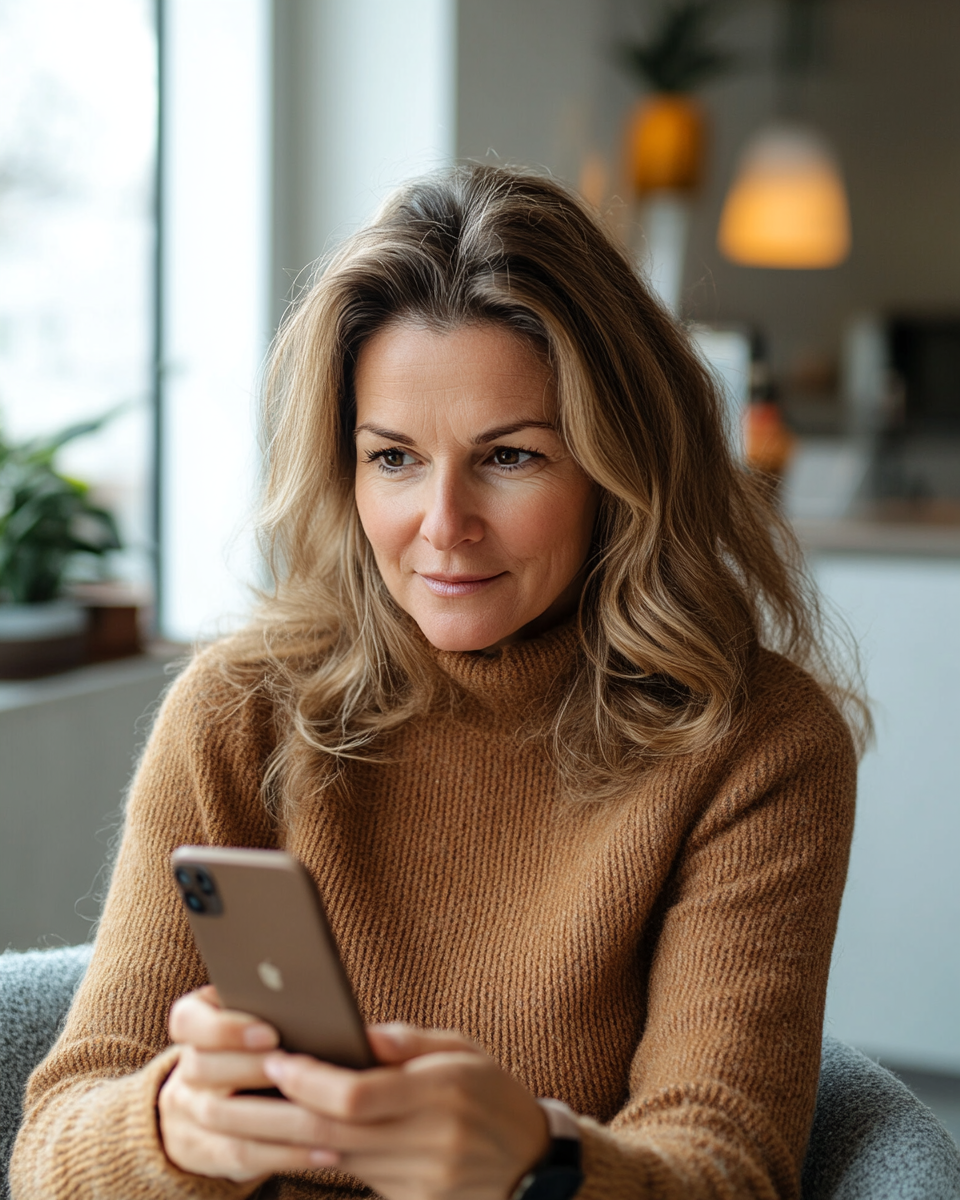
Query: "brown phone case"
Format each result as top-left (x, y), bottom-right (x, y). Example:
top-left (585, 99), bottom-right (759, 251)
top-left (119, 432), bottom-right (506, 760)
top-left (171, 845), bottom-right (374, 1069)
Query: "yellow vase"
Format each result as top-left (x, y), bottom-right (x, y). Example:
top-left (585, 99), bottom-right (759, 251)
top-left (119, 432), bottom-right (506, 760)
top-left (625, 94), bottom-right (705, 194)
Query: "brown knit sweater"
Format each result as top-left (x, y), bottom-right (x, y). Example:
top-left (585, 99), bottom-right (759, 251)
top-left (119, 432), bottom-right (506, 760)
top-left (10, 623), bottom-right (856, 1200)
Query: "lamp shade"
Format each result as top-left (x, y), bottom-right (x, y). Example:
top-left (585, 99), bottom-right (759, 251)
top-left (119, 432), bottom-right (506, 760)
top-left (717, 124), bottom-right (851, 268)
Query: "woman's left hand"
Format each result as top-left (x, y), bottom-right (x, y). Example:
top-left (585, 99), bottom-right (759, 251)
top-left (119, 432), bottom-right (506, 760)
top-left (261, 1024), bottom-right (550, 1200)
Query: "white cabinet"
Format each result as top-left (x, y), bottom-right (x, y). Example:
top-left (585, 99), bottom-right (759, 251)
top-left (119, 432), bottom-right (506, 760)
top-left (814, 556), bottom-right (960, 1072)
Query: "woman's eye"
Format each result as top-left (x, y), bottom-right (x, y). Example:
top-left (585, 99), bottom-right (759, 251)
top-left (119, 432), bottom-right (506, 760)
top-left (491, 446), bottom-right (538, 468)
top-left (367, 447), bottom-right (415, 470)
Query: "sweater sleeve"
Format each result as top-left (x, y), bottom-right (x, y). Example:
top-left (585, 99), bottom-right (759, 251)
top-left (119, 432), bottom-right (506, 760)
top-left (9, 653), bottom-right (279, 1200)
top-left (574, 665), bottom-right (858, 1200)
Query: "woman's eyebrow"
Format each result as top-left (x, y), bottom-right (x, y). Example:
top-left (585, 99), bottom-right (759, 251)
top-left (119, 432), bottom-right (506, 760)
top-left (472, 420), bottom-right (555, 444)
top-left (353, 420), bottom-right (556, 445)
top-left (353, 424), bottom-right (416, 445)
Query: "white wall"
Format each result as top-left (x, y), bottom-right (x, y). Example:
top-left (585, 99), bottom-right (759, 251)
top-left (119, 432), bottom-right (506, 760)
top-left (272, 0), bottom-right (455, 320)
top-left (456, 0), bottom-right (615, 185)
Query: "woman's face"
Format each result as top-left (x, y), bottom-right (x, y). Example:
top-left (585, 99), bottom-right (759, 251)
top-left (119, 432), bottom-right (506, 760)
top-left (353, 322), bottom-right (599, 652)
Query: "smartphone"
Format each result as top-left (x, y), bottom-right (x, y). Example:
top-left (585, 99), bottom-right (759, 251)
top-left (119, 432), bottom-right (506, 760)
top-left (171, 845), bottom-right (374, 1069)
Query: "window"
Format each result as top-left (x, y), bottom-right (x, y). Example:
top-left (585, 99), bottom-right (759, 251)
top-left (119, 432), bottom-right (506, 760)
top-left (0, 0), bottom-right (157, 592)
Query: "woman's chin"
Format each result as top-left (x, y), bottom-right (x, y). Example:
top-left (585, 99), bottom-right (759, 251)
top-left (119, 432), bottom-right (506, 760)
top-left (413, 612), bottom-right (518, 654)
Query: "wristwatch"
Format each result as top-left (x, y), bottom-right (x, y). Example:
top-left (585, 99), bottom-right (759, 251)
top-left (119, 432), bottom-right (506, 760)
top-left (509, 1099), bottom-right (584, 1200)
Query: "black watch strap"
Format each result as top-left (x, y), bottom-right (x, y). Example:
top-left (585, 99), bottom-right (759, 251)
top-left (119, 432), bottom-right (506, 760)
top-left (509, 1135), bottom-right (584, 1200)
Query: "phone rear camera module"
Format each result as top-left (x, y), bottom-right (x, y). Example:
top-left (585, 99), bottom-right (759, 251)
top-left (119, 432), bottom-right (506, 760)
top-left (195, 869), bottom-right (216, 895)
top-left (174, 862), bottom-right (224, 915)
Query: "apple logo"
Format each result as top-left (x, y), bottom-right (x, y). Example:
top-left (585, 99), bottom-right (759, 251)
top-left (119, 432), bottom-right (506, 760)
top-left (257, 960), bottom-right (284, 992)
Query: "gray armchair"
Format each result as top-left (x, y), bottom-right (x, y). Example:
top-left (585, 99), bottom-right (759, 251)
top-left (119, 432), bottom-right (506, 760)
top-left (1, 946), bottom-right (93, 1200)
top-left (2, 945), bottom-right (959, 1199)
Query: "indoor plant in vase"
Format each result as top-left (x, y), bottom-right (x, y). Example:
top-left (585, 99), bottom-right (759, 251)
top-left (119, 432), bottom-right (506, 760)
top-left (0, 414), bottom-right (122, 679)
top-left (618, 0), bottom-right (744, 312)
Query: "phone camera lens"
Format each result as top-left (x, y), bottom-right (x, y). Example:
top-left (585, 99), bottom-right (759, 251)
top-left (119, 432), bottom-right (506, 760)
top-left (175, 868), bottom-right (192, 888)
top-left (195, 869), bottom-right (216, 896)
top-left (185, 891), bottom-right (205, 913)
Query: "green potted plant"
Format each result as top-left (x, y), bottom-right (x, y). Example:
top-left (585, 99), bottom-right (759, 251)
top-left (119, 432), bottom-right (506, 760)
top-left (0, 413), bottom-right (123, 679)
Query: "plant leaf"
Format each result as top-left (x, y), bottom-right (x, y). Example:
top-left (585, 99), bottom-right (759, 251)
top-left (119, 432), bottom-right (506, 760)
top-left (616, 0), bottom-right (750, 93)
top-left (0, 405), bottom-right (126, 602)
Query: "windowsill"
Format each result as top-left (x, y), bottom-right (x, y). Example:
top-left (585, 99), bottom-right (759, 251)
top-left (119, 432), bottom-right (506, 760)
top-left (0, 642), bottom-right (188, 713)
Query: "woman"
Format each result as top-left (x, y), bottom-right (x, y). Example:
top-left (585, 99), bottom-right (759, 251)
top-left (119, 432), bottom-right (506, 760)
top-left (11, 165), bottom-right (863, 1200)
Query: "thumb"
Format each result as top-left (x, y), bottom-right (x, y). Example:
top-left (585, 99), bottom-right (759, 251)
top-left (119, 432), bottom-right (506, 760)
top-left (367, 1023), bottom-right (482, 1064)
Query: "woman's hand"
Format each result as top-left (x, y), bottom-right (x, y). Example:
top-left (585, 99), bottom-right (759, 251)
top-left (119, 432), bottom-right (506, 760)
top-left (158, 987), bottom-right (550, 1200)
top-left (159, 985), bottom-right (341, 1183)
top-left (262, 1024), bottom-right (550, 1200)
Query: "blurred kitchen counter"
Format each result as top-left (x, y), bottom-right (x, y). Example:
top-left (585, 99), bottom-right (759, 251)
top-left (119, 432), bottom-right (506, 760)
top-left (793, 499), bottom-right (960, 558)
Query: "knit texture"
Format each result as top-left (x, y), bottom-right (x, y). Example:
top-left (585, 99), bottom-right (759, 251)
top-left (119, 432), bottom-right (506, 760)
top-left (11, 624), bottom-right (857, 1200)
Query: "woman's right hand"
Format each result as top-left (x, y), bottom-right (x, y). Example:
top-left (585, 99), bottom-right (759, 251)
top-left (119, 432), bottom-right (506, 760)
top-left (158, 985), bottom-right (341, 1183)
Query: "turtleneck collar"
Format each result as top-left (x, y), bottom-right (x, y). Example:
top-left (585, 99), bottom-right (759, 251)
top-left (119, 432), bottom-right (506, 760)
top-left (423, 620), bottom-right (582, 730)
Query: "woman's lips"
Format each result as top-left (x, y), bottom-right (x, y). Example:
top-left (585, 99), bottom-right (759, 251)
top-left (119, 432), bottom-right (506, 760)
top-left (418, 573), bottom-right (505, 597)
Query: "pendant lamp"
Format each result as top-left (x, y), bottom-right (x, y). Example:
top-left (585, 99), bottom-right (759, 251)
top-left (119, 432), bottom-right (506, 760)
top-left (718, 123), bottom-right (850, 269)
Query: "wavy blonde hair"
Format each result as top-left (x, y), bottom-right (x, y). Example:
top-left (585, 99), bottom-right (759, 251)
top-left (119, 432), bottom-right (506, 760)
top-left (222, 164), bottom-right (867, 814)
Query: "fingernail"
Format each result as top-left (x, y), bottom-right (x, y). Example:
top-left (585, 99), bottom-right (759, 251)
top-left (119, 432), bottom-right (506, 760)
top-left (243, 1024), bottom-right (278, 1050)
top-left (375, 1022), bottom-right (408, 1047)
top-left (262, 1055), bottom-right (287, 1082)
top-left (309, 1149), bottom-right (338, 1166)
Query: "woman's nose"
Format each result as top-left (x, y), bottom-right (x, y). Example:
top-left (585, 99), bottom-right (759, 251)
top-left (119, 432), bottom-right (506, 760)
top-left (419, 473), bottom-right (483, 551)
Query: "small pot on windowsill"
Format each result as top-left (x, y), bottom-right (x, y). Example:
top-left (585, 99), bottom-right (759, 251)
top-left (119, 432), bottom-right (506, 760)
top-left (69, 581), bottom-right (147, 663)
top-left (0, 601), bottom-right (89, 679)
